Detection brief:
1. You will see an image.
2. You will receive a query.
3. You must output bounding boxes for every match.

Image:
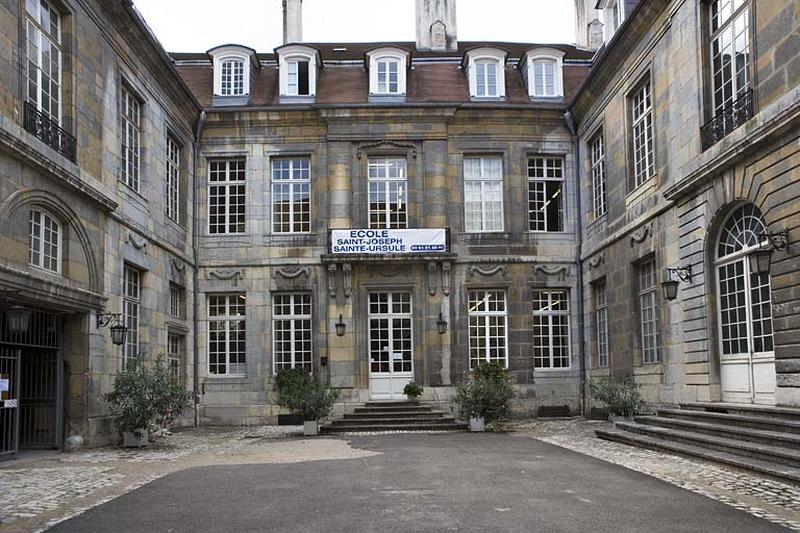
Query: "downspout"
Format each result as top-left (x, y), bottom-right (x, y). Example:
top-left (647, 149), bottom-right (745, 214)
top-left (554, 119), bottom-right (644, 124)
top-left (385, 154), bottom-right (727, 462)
top-left (192, 110), bottom-right (207, 427)
top-left (564, 110), bottom-right (587, 417)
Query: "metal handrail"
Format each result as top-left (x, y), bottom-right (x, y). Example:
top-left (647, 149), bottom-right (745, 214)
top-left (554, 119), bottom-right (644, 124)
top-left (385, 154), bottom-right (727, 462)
top-left (23, 101), bottom-right (77, 162)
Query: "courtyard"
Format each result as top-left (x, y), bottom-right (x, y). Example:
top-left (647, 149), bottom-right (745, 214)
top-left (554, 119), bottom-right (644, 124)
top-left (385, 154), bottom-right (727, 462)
top-left (1, 421), bottom-right (798, 532)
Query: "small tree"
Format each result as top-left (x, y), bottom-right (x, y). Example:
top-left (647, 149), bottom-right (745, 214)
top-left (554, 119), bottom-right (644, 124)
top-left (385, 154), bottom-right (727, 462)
top-left (587, 377), bottom-right (645, 417)
top-left (452, 362), bottom-right (514, 423)
top-left (275, 368), bottom-right (339, 422)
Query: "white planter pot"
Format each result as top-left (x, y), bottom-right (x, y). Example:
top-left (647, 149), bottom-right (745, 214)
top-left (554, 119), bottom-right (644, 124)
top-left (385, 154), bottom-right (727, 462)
top-left (122, 430), bottom-right (149, 448)
top-left (609, 415), bottom-right (635, 425)
top-left (303, 420), bottom-right (319, 436)
top-left (469, 417), bottom-right (486, 432)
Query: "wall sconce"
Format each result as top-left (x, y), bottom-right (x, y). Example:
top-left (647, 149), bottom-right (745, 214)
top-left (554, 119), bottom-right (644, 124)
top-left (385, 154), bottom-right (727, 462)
top-left (436, 312), bottom-right (448, 335)
top-left (661, 265), bottom-right (692, 301)
top-left (749, 229), bottom-right (789, 275)
top-left (97, 312), bottom-right (128, 346)
top-left (6, 305), bottom-right (32, 334)
top-left (335, 314), bottom-right (346, 337)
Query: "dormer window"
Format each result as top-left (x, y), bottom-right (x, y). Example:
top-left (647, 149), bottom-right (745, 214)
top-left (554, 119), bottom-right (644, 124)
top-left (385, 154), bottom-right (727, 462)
top-left (521, 48), bottom-right (565, 99)
top-left (366, 47), bottom-right (410, 99)
top-left (464, 48), bottom-right (508, 100)
top-left (208, 45), bottom-right (259, 105)
top-left (277, 45), bottom-right (319, 103)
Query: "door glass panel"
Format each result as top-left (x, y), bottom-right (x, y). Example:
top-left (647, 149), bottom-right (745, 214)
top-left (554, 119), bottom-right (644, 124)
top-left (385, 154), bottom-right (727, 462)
top-left (750, 271), bottom-right (773, 353)
top-left (369, 292), bottom-right (412, 375)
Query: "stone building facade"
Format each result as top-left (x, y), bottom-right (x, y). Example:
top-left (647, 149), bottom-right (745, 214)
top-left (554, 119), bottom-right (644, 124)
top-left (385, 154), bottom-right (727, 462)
top-left (573, 0), bottom-right (800, 408)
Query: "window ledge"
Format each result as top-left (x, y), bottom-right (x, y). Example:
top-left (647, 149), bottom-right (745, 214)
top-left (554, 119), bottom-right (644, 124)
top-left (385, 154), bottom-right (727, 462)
top-left (587, 212), bottom-right (607, 229)
top-left (212, 95), bottom-right (250, 107)
top-left (279, 95), bottom-right (316, 105)
top-left (369, 94), bottom-right (407, 104)
top-left (119, 181), bottom-right (149, 206)
top-left (470, 96), bottom-right (505, 102)
top-left (625, 176), bottom-right (657, 207)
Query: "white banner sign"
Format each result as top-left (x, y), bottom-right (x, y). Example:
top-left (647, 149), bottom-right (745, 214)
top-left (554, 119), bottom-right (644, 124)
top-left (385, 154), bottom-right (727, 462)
top-left (331, 229), bottom-right (447, 255)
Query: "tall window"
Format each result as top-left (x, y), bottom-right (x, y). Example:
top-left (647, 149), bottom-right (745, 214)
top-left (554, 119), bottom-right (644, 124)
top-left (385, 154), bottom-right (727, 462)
top-left (220, 59), bottom-right (245, 96)
top-left (287, 59), bottom-right (310, 96)
top-left (208, 294), bottom-right (246, 376)
top-left (468, 290), bottom-right (508, 369)
top-left (709, 0), bottom-right (750, 116)
top-left (169, 283), bottom-right (184, 319)
top-left (369, 158), bottom-right (408, 229)
top-left (29, 210), bottom-right (60, 273)
top-left (166, 135), bottom-right (180, 222)
top-left (25, 0), bottom-right (62, 121)
top-left (528, 157), bottom-right (564, 232)
top-left (638, 259), bottom-right (660, 364)
top-left (532, 59), bottom-right (557, 97)
top-left (376, 59), bottom-right (400, 94)
top-left (532, 290), bottom-right (571, 369)
top-left (120, 86), bottom-right (142, 191)
top-left (630, 79), bottom-right (655, 188)
top-left (590, 131), bottom-right (607, 218)
top-left (208, 159), bottom-right (246, 234)
top-left (464, 157), bottom-right (503, 232)
top-left (122, 266), bottom-right (141, 369)
top-left (167, 333), bottom-right (182, 382)
top-left (272, 158), bottom-right (310, 233)
top-left (594, 281), bottom-right (609, 368)
top-left (273, 293), bottom-right (312, 373)
top-left (475, 60), bottom-right (499, 97)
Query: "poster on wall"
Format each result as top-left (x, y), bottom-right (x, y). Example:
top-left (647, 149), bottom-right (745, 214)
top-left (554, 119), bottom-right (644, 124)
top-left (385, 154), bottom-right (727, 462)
top-left (330, 229), bottom-right (447, 255)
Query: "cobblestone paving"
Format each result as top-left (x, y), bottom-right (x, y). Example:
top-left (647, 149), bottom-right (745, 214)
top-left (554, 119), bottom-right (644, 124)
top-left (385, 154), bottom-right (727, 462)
top-left (508, 419), bottom-right (800, 532)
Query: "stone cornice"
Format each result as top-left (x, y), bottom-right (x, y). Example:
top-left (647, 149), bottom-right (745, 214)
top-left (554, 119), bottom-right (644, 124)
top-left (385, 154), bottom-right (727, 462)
top-left (0, 116), bottom-right (118, 212)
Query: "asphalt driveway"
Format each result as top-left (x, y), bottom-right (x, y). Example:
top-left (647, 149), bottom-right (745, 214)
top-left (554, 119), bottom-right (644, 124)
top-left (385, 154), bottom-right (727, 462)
top-left (48, 432), bottom-right (788, 533)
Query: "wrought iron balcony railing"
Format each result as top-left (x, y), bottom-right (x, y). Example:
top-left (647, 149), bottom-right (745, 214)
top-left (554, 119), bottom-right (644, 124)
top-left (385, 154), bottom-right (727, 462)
top-left (23, 101), bottom-right (77, 162)
top-left (700, 89), bottom-right (754, 151)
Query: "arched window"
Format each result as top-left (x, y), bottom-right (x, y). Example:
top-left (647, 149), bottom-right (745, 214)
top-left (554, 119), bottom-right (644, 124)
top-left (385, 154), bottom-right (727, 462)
top-left (29, 209), bottom-right (61, 273)
top-left (717, 203), bottom-right (768, 259)
top-left (220, 58), bottom-right (245, 96)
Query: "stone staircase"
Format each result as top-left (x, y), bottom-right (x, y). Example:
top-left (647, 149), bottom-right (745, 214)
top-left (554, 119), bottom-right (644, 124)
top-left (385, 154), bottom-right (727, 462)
top-left (596, 402), bottom-right (800, 484)
top-left (321, 400), bottom-right (468, 434)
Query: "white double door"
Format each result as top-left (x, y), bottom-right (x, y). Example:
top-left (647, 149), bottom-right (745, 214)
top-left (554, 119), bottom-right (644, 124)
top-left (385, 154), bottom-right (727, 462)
top-left (368, 292), bottom-right (413, 401)
top-left (717, 256), bottom-right (776, 405)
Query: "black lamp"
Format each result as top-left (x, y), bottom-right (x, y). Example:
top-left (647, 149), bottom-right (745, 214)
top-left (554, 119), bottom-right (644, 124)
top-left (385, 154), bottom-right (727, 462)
top-left (661, 265), bottom-right (692, 301)
top-left (335, 314), bottom-right (346, 337)
top-left (97, 312), bottom-right (128, 346)
top-left (748, 229), bottom-right (789, 276)
top-left (436, 312), bottom-right (448, 335)
top-left (6, 305), bottom-right (32, 334)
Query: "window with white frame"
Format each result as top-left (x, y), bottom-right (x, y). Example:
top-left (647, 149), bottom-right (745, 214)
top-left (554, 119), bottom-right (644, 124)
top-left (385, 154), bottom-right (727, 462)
top-left (532, 290), bottom-right (571, 369)
top-left (208, 294), bottom-right (246, 376)
top-left (169, 283), bottom-right (184, 319)
top-left (122, 265), bottom-right (141, 370)
top-left (220, 58), bottom-right (245, 96)
top-left (272, 293), bottom-right (312, 373)
top-left (594, 281), bottom-right (609, 368)
top-left (464, 157), bottom-right (504, 232)
top-left (367, 49), bottom-right (408, 96)
top-left (528, 157), bottom-right (564, 232)
top-left (166, 135), bottom-right (180, 222)
top-left (286, 58), bottom-right (310, 96)
top-left (630, 78), bottom-right (655, 188)
top-left (369, 158), bottom-right (408, 229)
top-left (167, 333), bottom-right (182, 382)
top-left (120, 85), bottom-right (142, 191)
top-left (532, 59), bottom-right (558, 97)
top-left (272, 158), bottom-right (310, 233)
top-left (475, 60), bottom-right (499, 97)
top-left (638, 259), bottom-right (660, 364)
top-left (208, 159), bottom-right (246, 234)
top-left (709, 0), bottom-right (751, 116)
top-left (468, 290), bottom-right (508, 369)
top-left (29, 210), bottom-right (60, 273)
top-left (590, 131), bottom-right (607, 218)
top-left (25, 0), bottom-right (62, 122)
top-left (376, 59), bottom-right (400, 94)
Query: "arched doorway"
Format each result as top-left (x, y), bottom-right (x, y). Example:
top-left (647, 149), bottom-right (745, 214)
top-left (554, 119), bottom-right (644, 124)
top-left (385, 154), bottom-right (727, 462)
top-left (715, 203), bottom-right (776, 405)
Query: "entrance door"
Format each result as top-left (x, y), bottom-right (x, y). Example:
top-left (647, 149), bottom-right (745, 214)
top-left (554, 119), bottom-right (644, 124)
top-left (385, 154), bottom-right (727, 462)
top-left (368, 292), bottom-right (413, 400)
top-left (716, 204), bottom-right (776, 405)
top-left (0, 348), bottom-right (20, 461)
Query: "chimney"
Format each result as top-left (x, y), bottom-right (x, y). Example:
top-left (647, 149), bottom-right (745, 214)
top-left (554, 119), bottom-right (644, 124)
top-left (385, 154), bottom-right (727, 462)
top-left (283, 0), bottom-right (303, 44)
top-left (574, 0), bottom-right (603, 50)
top-left (416, 0), bottom-right (457, 52)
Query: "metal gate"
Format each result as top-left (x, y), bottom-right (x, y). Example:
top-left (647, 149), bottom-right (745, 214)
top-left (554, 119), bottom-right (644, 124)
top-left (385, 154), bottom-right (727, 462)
top-left (0, 348), bottom-right (21, 461)
top-left (20, 350), bottom-right (58, 448)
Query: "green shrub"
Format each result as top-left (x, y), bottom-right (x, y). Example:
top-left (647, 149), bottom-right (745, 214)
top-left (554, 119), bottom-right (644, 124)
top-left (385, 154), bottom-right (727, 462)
top-left (452, 362), bottom-right (514, 423)
top-left (587, 377), bottom-right (646, 417)
top-left (275, 368), bottom-right (339, 421)
top-left (403, 381), bottom-right (423, 399)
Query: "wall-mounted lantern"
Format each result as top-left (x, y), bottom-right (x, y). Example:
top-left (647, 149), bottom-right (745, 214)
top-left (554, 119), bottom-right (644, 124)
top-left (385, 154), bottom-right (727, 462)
top-left (97, 312), bottom-right (128, 346)
top-left (6, 305), bottom-right (32, 334)
top-left (436, 312), bottom-right (448, 335)
top-left (661, 265), bottom-right (693, 301)
top-left (749, 229), bottom-right (789, 275)
top-left (335, 314), bottom-right (346, 337)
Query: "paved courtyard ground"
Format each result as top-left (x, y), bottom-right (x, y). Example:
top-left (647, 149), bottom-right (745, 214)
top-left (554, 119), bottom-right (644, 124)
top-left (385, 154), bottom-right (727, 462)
top-left (0, 420), bottom-right (798, 532)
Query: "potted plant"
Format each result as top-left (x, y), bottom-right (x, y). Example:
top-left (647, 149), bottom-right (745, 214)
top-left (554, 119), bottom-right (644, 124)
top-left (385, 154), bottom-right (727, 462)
top-left (276, 369), bottom-right (339, 436)
top-left (452, 362), bottom-right (514, 432)
top-left (587, 377), bottom-right (646, 423)
top-left (107, 357), bottom-right (192, 447)
top-left (403, 381), bottom-right (423, 401)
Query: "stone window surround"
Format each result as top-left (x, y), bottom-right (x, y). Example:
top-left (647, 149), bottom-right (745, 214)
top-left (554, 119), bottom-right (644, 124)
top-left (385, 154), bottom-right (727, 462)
top-left (467, 288), bottom-right (509, 369)
top-left (119, 81), bottom-right (144, 193)
top-left (625, 68), bottom-right (657, 193)
top-left (205, 155), bottom-right (248, 236)
top-left (463, 154), bottom-right (505, 233)
top-left (271, 156), bottom-right (312, 234)
top-left (527, 155), bottom-right (566, 233)
top-left (532, 288), bottom-right (572, 370)
top-left (272, 292), bottom-right (313, 374)
top-left (28, 208), bottom-right (62, 275)
top-left (353, 143), bottom-right (419, 230)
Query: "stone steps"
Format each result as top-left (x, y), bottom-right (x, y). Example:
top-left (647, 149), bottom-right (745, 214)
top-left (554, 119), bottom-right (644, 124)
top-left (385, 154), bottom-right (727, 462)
top-left (596, 402), bottom-right (800, 483)
top-left (322, 401), bottom-right (467, 434)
